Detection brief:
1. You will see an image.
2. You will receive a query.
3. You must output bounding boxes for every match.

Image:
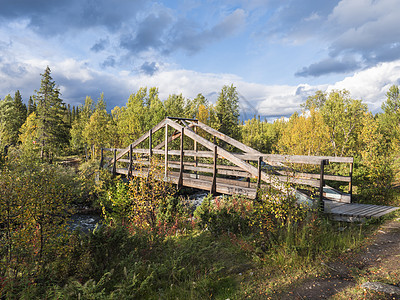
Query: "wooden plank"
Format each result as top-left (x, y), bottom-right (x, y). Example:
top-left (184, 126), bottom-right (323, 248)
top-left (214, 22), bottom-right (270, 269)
top-left (152, 149), bottom-right (214, 158)
top-left (278, 170), bottom-right (351, 183)
top-left (370, 207), bottom-right (399, 217)
top-left (165, 124), bottom-right (168, 178)
top-left (167, 116), bottom-right (198, 122)
top-left (103, 148), bottom-right (125, 152)
top-left (107, 119), bottom-right (166, 166)
top-left (235, 154), bottom-right (353, 165)
top-left (131, 149), bottom-right (150, 154)
top-left (211, 145), bottom-right (217, 194)
top-left (355, 206), bottom-right (395, 216)
top-left (329, 204), bottom-right (392, 217)
top-left (149, 129), bottom-right (153, 158)
top-left (276, 176), bottom-right (320, 187)
top-left (178, 127), bottom-right (184, 187)
top-left (166, 119), bottom-right (290, 194)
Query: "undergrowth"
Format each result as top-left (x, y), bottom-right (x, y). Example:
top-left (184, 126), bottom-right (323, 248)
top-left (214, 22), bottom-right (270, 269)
top-left (0, 158), bottom-right (390, 299)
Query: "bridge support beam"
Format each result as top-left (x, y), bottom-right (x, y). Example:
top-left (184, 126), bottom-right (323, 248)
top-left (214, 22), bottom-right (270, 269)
top-left (256, 156), bottom-right (263, 200)
top-left (178, 127), bottom-right (184, 188)
top-left (128, 144), bottom-right (133, 177)
top-left (348, 162), bottom-right (353, 202)
top-left (112, 148), bottom-right (117, 176)
top-left (164, 124), bottom-right (168, 179)
top-left (99, 148), bottom-right (104, 169)
top-left (210, 145), bottom-right (217, 195)
top-left (319, 159), bottom-right (329, 211)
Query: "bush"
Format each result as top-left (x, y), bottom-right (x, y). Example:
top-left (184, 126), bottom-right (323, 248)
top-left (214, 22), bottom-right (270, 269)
top-left (194, 194), bottom-right (253, 235)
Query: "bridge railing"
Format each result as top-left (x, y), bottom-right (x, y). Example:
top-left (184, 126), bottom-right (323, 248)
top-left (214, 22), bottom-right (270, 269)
top-left (100, 145), bottom-right (353, 204)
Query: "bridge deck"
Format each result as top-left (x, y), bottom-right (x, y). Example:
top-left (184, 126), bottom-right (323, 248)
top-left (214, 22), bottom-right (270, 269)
top-left (324, 200), bottom-right (399, 221)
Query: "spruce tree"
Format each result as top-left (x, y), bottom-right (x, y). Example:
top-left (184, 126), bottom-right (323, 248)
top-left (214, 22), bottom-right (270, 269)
top-left (14, 90), bottom-right (27, 130)
top-left (27, 96), bottom-right (36, 116)
top-left (34, 66), bottom-right (69, 159)
top-left (213, 85), bottom-right (241, 142)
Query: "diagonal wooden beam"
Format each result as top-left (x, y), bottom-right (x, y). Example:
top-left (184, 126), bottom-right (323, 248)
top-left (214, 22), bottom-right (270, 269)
top-left (191, 120), bottom-right (261, 154)
top-left (166, 118), bottom-right (290, 194)
top-left (154, 121), bottom-right (196, 150)
top-left (105, 119), bottom-right (166, 167)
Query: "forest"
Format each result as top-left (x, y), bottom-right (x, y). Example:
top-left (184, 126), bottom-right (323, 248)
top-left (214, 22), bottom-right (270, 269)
top-left (1, 66), bottom-right (400, 298)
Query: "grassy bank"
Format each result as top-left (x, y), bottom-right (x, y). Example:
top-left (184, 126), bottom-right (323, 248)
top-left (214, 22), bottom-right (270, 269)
top-left (1, 157), bottom-right (398, 299)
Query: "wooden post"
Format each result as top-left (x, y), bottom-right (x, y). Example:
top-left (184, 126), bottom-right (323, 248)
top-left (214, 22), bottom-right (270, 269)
top-left (164, 124), bottom-right (168, 179)
top-left (210, 145), bottom-right (217, 195)
top-left (256, 156), bottom-right (262, 200)
top-left (319, 159), bottom-right (329, 212)
top-left (99, 148), bottom-right (104, 169)
top-left (178, 128), bottom-right (184, 188)
top-left (149, 129), bottom-right (153, 160)
top-left (128, 144), bottom-right (133, 177)
top-left (348, 162), bottom-right (353, 202)
top-left (246, 160), bottom-right (250, 187)
top-left (194, 126), bottom-right (198, 179)
top-left (112, 148), bottom-right (117, 176)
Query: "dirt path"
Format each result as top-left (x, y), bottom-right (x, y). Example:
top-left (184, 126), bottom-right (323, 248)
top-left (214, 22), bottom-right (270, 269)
top-left (282, 217), bottom-right (400, 299)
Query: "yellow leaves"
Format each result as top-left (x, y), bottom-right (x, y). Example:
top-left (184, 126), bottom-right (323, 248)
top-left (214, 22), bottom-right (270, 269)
top-left (277, 109), bottom-right (330, 156)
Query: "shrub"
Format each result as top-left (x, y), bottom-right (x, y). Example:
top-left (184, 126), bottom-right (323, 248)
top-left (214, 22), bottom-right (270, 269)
top-left (194, 194), bottom-right (253, 235)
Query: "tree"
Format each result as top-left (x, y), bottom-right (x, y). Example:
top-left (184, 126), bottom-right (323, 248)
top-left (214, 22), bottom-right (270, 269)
top-left (301, 90), bottom-right (327, 111)
top-left (379, 85), bottom-right (400, 148)
top-left (27, 96), bottom-right (36, 116)
top-left (19, 112), bottom-right (40, 156)
top-left (242, 116), bottom-right (280, 153)
top-left (164, 94), bottom-right (185, 118)
top-left (0, 95), bottom-right (18, 147)
top-left (13, 90), bottom-right (27, 130)
top-left (70, 96), bottom-right (95, 154)
top-left (185, 93), bottom-right (209, 119)
top-left (277, 109), bottom-right (330, 155)
top-left (82, 94), bottom-right (112, 158)
top-left (34, 66), bottom-right (69, 159)
top-left (320, 90), bottom-right (367, 156)
top-left (213, 85), bottom-right (241, 142)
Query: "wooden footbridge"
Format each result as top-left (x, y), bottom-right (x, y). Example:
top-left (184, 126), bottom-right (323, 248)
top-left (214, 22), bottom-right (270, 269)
top-left (100, 117), bottom-right (399, 221)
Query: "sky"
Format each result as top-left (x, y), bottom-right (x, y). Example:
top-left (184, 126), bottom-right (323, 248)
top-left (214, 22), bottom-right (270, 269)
top-left (1, 0), bottom-right (400, 120)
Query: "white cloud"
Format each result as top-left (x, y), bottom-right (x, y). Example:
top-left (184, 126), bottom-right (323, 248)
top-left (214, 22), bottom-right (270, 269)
top-left (327, 60), bottom-right (400, 112)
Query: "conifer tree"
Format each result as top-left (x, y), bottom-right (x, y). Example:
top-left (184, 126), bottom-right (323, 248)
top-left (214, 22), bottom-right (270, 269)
top-left (34, 66), bottom-right (69, 159)
top-left (27, 96), bottom-right (36, 116)
top-left (213, 85), bottom-right (241, 142)
top-left (14, 90), bottom-right (27, 127)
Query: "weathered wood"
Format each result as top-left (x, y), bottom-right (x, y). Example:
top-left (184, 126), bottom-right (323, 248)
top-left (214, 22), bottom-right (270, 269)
top-left (112, 149), bottom-right (117, 176)
top-left (319, 159), bottom-right (329, 211)
top-left (128, 144), bottom-right (133, 177)
top-left (152, 149), bottom-right (214, 158)
top-left (277, 170), bottom-right (351, 183)
top-left (149, 129), bottom-right (153, 158)
top-left (107, 119), bottom-right (166, 166)
top-left (178, 127), bottom-right (184, 188)
top-left (103, 117), bottom-right (361, 207)
top-left (211, 145), bottom-right (217, 195)
top-left (349, 162), bottom-right (353, 202)
top-left (235, 154), bottom-right (353, 165)
top-left (165, 124), bottom-right (168, 178)
top-left (194, 125), bottom-right (198, 179)
top-left (192, 121), bottom-right (261, 154)
top-left (166, 118), bottom-right (289, 194)
top-left (103, 147), bottom-right (125, 152)
top-left (167, 116), bottom-right (198, 122)
top-left (99, 148), bottom-right (104, 169)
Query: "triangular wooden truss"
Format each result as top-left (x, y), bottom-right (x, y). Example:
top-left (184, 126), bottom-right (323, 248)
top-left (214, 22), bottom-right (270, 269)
top-left (102, 117), bottom-right (354, 205)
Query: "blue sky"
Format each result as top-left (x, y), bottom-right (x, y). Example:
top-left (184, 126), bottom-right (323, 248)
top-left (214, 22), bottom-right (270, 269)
top-left (1, 0), bottom-right (400, 119)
